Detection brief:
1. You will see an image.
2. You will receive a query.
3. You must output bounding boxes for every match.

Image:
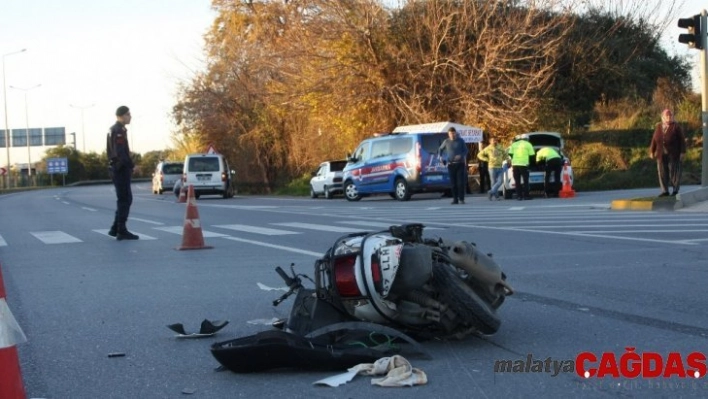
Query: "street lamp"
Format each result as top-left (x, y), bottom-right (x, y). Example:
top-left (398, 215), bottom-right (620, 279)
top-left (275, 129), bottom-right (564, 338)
top-left (2, 48), bottom-right (27, 188)
top-left (10, 84), bottom-right (41, 180)
top-left (70, 103), bottom-right (95, 153)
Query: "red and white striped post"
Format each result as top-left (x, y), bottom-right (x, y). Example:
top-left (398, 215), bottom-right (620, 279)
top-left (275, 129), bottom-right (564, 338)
top-left (0, 262), bottom-right (27, 399)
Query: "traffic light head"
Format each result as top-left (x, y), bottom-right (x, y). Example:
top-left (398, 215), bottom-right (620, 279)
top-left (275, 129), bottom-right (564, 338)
top-left (678, 14), bottom-right (703, 49)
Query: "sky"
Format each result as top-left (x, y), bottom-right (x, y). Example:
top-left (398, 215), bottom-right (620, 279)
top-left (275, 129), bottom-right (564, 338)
top-left (0, 0), bottom-right (706, 168)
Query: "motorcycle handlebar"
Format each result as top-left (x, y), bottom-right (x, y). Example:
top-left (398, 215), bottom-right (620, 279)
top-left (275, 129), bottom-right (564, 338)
top-left (275, 266), bottom-right (294, 286)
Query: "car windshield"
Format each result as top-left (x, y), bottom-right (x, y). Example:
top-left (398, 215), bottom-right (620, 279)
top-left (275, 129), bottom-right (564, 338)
top-left (163, 164), bottom-right (183, 174)
top-left (329, 161), bottom-right (348, 172)
top-left (189, 157), bottom-right (220, 172)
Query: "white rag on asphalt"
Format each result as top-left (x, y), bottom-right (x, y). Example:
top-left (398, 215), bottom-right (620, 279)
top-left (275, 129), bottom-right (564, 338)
top-left (313, 355), bottom-right (428, 387)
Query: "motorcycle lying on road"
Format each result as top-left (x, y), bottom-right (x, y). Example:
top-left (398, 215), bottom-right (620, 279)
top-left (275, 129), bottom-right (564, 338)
top-left (211, 223), bottom-right (514, 373)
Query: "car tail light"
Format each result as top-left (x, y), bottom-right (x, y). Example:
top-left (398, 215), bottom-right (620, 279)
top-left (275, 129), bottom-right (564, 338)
top-left (370, 255), bottom-right (383, 293)
top-left (221, 172), bottom-right (227, 182)
top-left (333, 255), bottom-right (361, 297)
top-left (182, 173), bottom-right (186, 183)
top-left (160, 172), bottom-right (164, 182)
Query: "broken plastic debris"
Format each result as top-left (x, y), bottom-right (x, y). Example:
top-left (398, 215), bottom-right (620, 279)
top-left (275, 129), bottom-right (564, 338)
top-left (167, 319), bottom-right (229, 338)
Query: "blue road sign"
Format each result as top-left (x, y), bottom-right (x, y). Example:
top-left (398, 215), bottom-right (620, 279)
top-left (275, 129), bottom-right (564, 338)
top-left (47, 158), bottom-right (68, 174)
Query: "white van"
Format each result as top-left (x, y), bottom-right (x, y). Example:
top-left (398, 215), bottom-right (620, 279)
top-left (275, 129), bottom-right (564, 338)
top-left (182, 153), bottom-right (235, 199)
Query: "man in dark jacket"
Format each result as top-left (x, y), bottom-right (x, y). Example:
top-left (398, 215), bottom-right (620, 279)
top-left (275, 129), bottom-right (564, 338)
top-left (438, 127), bottom-right (469, 204)
top-left (107, 105), bottom-right (139, 240)
top-left (649, 109), bottom-right (686, 197)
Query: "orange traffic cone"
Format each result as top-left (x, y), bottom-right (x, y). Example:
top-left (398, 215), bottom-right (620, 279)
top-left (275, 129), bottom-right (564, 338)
top-left (177, 185), bottom-right (213, 250)
top-left (558, 162), bottom-right (576, 198)
top-left (0, 263), bottom-right (27, 399)
top-left (177, 183), bottom-right (187, 203)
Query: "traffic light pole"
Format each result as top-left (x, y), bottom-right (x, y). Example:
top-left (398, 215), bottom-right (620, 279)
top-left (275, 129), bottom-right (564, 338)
top-left (702, 10), bottom-right (708, 187)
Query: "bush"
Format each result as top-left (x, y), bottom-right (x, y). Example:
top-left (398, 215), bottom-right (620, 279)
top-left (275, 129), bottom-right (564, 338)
top-left (274, 174), bottom-right (311, 196)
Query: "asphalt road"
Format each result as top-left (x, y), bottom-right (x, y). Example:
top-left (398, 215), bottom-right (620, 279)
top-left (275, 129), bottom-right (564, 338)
top-left (1, 184), bottom-right (707, 398)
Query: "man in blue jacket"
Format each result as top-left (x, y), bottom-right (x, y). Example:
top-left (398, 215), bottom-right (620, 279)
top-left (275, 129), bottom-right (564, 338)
top-left (106, 106), bottom-right (139, 240)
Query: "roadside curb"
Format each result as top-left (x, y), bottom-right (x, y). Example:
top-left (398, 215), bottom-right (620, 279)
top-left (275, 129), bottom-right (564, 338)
top-left (610, 199), bottom-right (675, 211)
top-left (611, 187), bottom-right (708, 211)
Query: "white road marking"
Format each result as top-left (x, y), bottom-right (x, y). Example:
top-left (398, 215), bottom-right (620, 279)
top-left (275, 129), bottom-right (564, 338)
top-left (213, 224), bottom-right (299, 235)
top-left (0, 235), bottom-right (6, 247)
top-left (470, 225), bottom-right (698, 246)
top-left (154, 226), bottom-right (229, 237)
top-left (221, 236), bottom-right (322, 257)
top-left (271, 222), bottom-right (366, 233)
top-left (82, 207), bottom-right (97, 212)
top-left (337, 221), bottom-right (443, 230)
top-left (30, 231), bottom-right (82, 244)
top-left (129, 217), bottom-right (164, 225)
top-left (62, 201), bottom-right (70, 205)
top-left (92, 229), bottom-right (157, 240)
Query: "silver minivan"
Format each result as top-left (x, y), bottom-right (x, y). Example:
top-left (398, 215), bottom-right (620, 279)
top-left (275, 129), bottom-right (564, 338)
top-left (183, 153), bottom-right (235, 199)
top-left (152, 161), bottom-right (184, 194)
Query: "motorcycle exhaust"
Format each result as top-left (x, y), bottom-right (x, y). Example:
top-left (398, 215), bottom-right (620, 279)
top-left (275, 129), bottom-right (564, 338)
top-left (446, 241), bottom-right (514, 298)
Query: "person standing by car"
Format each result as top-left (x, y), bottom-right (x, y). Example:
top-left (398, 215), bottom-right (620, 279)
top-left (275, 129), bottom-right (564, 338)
top-left (477, 136), bottom-right (506, 200)
top-left (439, 127), bottom-right (469, 204)
top-left (508, 134), bottom-right (535, 200)
top-left (649, 108), bottom-right (686, 197)
top-left (535, 146), bottom-right (562, 198)
top-left (477, 142), bottom-right (489, 194)
top-left (107, 106), bottom-right (139, 240)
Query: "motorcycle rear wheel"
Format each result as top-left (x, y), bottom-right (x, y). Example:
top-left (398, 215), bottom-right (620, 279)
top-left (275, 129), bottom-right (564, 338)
top-left (432, 262), bottom-right (501, 335)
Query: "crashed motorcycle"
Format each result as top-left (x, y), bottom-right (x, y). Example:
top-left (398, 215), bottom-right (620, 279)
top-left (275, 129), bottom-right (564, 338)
top-left (211, 223), bottom-right (513, 372)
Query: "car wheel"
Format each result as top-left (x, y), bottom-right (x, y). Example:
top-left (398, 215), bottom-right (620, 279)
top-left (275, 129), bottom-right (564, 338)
top-left (394, 178), bottom-right (411, 201)
top-left (158, 189), bottom-right (164, 195)
top-left (310, 186), bottom-right (318, 199)
top-left (344, 182), bottom-right (361, 202)
top-left (324, 186), bottom-right (333, 199)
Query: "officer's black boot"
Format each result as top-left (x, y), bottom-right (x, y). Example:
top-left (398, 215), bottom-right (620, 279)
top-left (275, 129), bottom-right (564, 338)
top-left (108, 220), bottom-right (118, 237)
top-left (116, 223), bottom-right (139, 241)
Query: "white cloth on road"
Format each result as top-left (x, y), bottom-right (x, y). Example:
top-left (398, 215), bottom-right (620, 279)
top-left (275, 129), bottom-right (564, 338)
top-left (313, 355), bottom-right (427, 387)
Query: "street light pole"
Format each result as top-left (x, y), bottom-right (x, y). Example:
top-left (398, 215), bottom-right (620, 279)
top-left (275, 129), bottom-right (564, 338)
top-left (70, 103), bottom-right (95, 153)
top-left (2, 48), bottom-right (27, 188)
top-left (10, 84), bottom-right (41, 180)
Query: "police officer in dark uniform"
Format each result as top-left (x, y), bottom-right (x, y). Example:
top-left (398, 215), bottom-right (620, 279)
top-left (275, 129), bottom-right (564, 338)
top-left (107, 105), bottom-right (139, 240)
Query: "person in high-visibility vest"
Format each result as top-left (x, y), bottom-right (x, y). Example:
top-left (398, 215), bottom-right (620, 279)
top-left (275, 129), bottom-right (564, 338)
top-left (536, 146), bottom-right (562, 198)
top-left (507, 134), bottom-right (535, 200)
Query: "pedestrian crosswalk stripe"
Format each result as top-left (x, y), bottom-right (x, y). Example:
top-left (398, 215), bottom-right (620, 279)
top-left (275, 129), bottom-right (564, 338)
top-left (213, 224), bottom-right (299, 235)
top-left (337, 221), bottom-right (444, 230)
top-left (154, 226), bottom-right (229, 237)
top-left (30, 231), bottom-right (82, 244)
top-left (0, 235), bottom-right (6, 247)
top-left (92, 229), bottom-right (158, 240)
top-left (271, 222), bottom-right (368, 233)
top-left (130, 217), bottom-right (165, 225)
